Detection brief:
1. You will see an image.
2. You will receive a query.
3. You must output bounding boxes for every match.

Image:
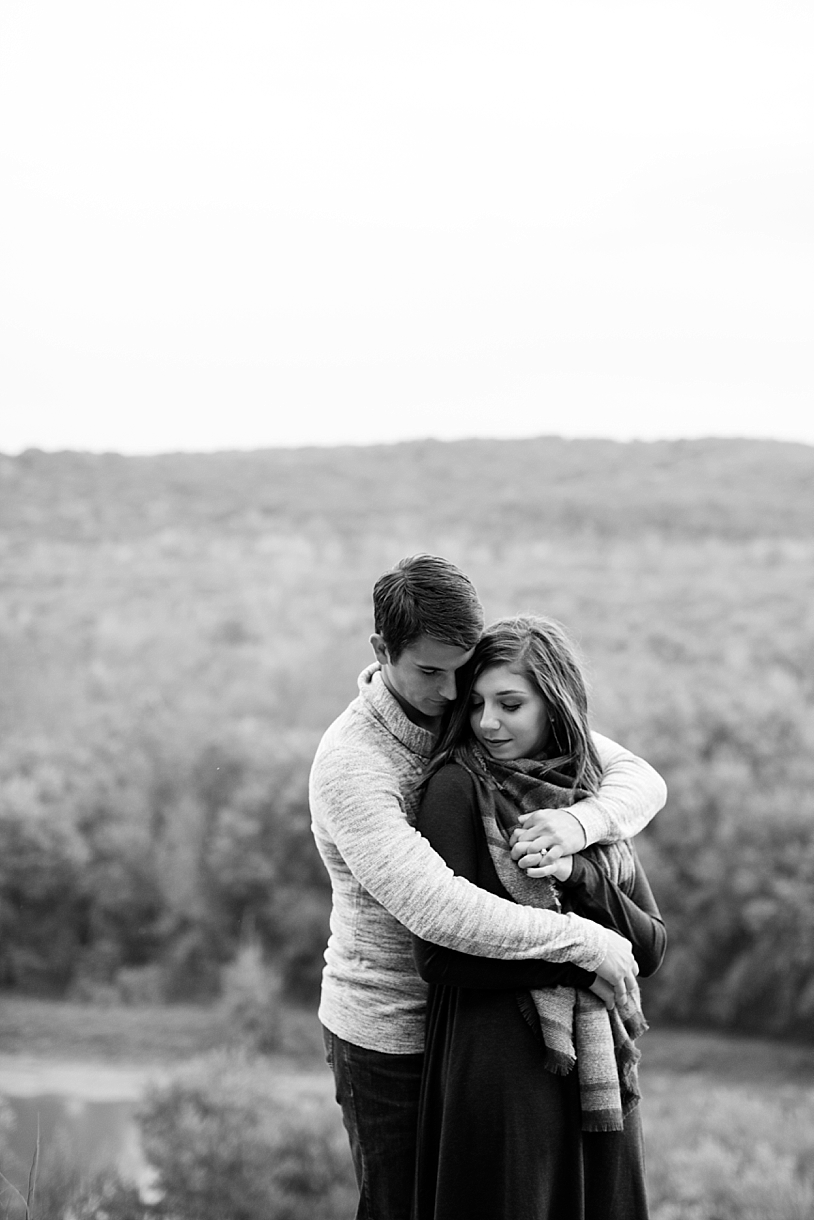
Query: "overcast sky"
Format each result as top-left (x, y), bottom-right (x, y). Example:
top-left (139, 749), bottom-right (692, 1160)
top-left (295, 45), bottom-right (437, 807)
top-left (1, 0), bottom-right (812, 454)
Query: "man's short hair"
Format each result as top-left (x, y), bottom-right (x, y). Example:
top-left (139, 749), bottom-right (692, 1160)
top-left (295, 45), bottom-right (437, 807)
top-left (372, 555), bottom-right (484, 661)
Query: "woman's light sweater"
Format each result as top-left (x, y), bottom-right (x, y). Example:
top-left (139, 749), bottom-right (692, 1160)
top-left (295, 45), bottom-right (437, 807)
top-left (309, 665), bottom-right (666, 1055)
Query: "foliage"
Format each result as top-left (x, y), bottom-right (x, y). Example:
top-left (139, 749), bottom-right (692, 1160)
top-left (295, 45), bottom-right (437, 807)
top-left (218, 938), bottom-right (284, 1052)
top-left (2, 1028), bottom-right (814, 1219)
top-left (0, 795), bottom-right (87, 993)
top-left (0, 1137), bottom-right (147, 1220)
top-left (3, 438), bottom-right (812, 544)
top-left (0, 439), bottom-right (813, 1037)
top-left (80, 1035), bottom-right (814, 1220)
top-left (136, 1053), bottom-right (356, 1220)
top-left (645, 1073), bottom-right (814, 1220)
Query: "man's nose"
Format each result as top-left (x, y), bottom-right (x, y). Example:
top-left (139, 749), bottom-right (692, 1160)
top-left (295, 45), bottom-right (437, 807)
top-left (438, 671), bottom-right (457, 701)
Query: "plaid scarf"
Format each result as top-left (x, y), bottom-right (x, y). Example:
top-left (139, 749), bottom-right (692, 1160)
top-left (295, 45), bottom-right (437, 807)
top-left (455, 741), bottom-right (647, 1132)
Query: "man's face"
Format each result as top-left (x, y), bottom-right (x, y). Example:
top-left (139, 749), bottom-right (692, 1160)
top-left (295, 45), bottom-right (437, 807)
top-left (371, 634), bottom-right (476, 725)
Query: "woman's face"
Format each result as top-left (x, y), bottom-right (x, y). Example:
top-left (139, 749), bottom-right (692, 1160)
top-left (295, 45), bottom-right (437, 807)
top-left (469, 664), bottom-right (550, 761)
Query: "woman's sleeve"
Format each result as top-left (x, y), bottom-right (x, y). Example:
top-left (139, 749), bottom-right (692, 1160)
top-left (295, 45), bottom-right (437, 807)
top-left (561, 849), bottom-right (667, 977)
top-left (413, 766), bottom-right (595, 991)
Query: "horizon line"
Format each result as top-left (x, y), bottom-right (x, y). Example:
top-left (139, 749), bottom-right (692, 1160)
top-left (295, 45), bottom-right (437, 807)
top-left (2, 433), bottom-right (811, 459)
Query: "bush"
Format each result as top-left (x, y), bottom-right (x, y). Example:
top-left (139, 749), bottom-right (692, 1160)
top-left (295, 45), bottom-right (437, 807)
top-left (137, 1052), bottom-right (356, 1220)
top-left (158, 923), bottom-right (223, 1003)
top-left (645, 1075), bottom-right (814, 1220)
top-left (277, 891), bottom-right (331, 1003)
top-left (115, 965), bottom-right (168, 1006)
top-left (219, 940), bottom-right (284, 1052)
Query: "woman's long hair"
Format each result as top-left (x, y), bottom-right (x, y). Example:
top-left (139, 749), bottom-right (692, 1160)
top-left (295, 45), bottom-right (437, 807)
top-left (423, 615), bottom-right (603, 792)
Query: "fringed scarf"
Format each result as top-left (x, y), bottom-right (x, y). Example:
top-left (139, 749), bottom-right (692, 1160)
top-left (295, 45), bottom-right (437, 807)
top-left (455, 741), bottom-right (648, 1132)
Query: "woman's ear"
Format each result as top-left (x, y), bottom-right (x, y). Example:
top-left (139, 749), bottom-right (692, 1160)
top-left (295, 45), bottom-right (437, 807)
top-left (369, 634), bottom-right (390, 666)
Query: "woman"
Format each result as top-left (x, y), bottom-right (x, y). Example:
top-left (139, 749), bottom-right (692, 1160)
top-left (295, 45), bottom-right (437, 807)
top-left (412, 615), bottom-right (666, 1220)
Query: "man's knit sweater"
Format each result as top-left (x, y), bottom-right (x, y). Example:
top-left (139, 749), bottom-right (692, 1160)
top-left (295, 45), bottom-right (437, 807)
top-left (309, 665), bottom-right (667, 1055)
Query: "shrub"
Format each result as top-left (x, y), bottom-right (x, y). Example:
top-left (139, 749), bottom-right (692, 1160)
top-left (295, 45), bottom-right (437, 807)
top-left (645, 1075), bottom-right (814, 1220)
top-left (137, 1052), bottom-right (356, 1220)
top-left (116, 965), bottom-right (167, 1007)
top-left (219, 940), bottom-right (283, 1052)
top-left (159, 923), bottom-right (223, 1003)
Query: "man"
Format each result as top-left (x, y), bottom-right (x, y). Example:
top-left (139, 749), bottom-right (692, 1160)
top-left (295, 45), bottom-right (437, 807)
top-left (309, 555), bottom-right (666, 1219)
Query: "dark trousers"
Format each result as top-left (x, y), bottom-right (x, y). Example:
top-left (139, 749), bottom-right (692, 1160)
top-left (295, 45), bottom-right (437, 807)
top-left (323, 1025), bottom-right (424, 1220)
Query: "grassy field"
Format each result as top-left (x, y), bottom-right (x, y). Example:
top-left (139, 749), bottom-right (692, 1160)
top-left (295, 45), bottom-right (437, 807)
top-left (639, 1030), bottom-right (814, 1219)
top-left (0, 994), bottom-right (325, 1064)
top-left (2, 999), bottom-right (814, 1219)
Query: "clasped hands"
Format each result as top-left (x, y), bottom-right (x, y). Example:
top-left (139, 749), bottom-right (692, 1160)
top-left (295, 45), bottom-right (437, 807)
top-left (510, 807), bottom-right (638, 1009)
top-left (508, 807), bottom-right (586, 879)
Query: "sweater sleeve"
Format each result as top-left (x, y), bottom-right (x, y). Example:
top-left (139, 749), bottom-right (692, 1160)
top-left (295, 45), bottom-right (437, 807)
top-left (413, 765), bottom-right (596, 991)
top-left (567, 732), bottom-right (667, 848)
top-left (562, 850), bottom-right (667, 977)
top-left (309, 740), bottom-right (610, 970)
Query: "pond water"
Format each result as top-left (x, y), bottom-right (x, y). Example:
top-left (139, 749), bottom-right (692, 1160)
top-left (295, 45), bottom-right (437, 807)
top-left (0, 1057), bottom-right (164, 1196)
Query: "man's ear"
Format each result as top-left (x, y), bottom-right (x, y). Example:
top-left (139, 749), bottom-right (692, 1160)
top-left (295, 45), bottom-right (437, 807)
top-left (370, 634), bottom-right (390, 666)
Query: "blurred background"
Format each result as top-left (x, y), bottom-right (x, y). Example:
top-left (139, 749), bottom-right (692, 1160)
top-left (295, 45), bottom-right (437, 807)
top-left (1, 2), bottom-right (813, 1218)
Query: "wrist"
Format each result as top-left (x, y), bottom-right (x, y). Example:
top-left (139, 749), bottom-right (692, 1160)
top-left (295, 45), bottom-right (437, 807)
top-left (560, 853), bottom-right (586, 888)
top-left (564, 810), bottom-right (588, 853)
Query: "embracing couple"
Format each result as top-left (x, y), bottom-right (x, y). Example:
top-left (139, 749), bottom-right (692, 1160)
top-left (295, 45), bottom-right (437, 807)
top-left (309, 555), bottom-right (667, 1220)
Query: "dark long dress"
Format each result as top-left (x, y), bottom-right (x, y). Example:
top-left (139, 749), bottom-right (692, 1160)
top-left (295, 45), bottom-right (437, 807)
top-left (412, 763), bottom-right (667, 1220)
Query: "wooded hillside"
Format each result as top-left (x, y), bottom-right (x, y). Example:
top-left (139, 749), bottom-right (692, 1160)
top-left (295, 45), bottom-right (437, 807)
top-left (1, 437), bottom-right (812, 1036)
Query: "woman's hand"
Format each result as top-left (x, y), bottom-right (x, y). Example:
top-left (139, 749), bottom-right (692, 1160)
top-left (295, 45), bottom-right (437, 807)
top-left (510, 809), bottom-right (584, 877)
top-left (516, 850), bottom-right (574, 881)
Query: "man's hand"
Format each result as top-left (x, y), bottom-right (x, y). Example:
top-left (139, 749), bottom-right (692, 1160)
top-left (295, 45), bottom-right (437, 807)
top-left (588, 976), bottom-right (617, 1010)
top-left (594, 928), bottom-right (638, 1005)
top-left (509, 809), bottom-right (586, 876)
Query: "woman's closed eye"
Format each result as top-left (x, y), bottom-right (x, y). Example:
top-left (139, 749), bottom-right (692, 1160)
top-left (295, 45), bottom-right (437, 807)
top-left (470, 699), bottom-right (523, 715)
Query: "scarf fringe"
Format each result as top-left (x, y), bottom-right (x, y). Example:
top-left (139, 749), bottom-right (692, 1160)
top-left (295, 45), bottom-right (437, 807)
top-left (581, 1110), bottom-right (625, 1134)
top-left (543, 1047), bottom-right (576, 1076)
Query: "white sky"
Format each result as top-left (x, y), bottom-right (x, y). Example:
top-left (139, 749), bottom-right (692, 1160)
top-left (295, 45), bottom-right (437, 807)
top-left (1, 0), bottom-right (812, 454)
